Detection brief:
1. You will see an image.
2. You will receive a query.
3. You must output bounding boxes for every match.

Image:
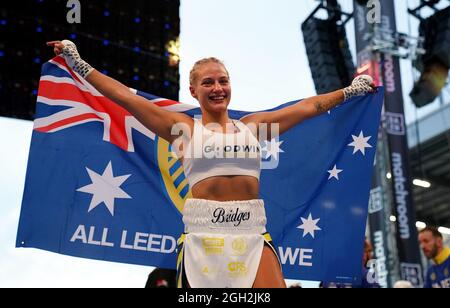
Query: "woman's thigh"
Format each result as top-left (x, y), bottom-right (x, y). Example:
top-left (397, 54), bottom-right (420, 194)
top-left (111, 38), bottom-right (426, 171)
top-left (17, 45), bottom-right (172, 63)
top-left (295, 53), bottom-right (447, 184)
top-left (253, 245), bottom-right (286, 288)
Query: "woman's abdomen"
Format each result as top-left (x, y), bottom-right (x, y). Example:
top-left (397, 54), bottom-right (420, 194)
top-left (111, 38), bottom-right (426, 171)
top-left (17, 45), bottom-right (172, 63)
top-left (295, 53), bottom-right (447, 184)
top-left (191, 175), bottom-right (259, 201)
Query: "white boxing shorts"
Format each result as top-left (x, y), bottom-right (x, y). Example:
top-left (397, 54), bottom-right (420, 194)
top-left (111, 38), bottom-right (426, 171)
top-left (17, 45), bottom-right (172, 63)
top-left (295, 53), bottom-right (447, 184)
top-left (176, 198), bottom-right (280, 288)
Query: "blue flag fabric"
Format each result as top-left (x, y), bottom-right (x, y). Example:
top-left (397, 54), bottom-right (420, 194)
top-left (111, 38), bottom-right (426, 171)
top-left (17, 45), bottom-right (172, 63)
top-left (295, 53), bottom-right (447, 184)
top-left (17, 57), bottom-right (384, 284)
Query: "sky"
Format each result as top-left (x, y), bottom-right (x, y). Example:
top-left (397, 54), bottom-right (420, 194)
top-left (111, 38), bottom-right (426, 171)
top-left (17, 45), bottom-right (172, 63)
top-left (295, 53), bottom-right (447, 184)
top-left (1, 0), bottom-right (449, 288)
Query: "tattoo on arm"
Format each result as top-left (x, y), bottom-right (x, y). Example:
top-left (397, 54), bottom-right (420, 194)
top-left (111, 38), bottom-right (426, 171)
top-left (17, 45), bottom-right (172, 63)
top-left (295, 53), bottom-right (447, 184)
top-left (311, 91), bottom-right (345, 115)
top-left (314, 102), bottom-right (326, 113)
top-left (314, 99), bottom-right (336, 114)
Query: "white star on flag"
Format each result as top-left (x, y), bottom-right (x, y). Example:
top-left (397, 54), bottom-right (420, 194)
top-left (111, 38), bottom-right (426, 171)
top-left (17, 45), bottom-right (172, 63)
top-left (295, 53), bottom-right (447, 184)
top-left (297, 213), bottom-right (322, 238)
top-left (348, 131), bottom-right (373, 155)
top-left (328, 165), bottom-right (343, 180)
top-left (261, 138), bottom-right (285, 160)
top-left (77, 161), bottom-right (132, 216)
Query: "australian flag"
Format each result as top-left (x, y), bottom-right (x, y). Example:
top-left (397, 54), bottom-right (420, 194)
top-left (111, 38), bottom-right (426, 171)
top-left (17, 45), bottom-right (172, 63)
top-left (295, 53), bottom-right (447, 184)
top-left (17, 56), bottom-right (384, 284)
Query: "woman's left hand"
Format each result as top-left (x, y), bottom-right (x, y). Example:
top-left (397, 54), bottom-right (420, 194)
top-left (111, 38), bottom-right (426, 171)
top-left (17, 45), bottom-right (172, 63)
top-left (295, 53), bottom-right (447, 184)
top-left (343, 75), bottom-right (376, 101)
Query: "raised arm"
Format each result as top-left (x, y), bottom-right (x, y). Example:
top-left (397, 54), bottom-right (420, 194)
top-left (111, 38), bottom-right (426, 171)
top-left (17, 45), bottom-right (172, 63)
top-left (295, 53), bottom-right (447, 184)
top-left (241, 75), bottom-right (375, 138)
top-left (47, 40), bottom-right (193, 143)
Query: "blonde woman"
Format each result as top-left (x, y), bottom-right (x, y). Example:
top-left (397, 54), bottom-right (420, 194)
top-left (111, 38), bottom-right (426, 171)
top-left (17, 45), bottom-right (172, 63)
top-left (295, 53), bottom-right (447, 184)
top-left (48, 40), bottom-right (375, 288)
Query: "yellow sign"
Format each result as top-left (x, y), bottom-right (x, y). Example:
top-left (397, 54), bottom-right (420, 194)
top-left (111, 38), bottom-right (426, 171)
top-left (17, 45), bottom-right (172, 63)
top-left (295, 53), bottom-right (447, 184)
top-left (156, 137), bottom-right (192, 214)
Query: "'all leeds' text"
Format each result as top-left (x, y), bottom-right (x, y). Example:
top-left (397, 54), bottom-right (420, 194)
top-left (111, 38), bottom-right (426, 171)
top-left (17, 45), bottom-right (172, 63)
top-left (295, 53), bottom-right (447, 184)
top-left (70, 225), bottom-right (176, 253)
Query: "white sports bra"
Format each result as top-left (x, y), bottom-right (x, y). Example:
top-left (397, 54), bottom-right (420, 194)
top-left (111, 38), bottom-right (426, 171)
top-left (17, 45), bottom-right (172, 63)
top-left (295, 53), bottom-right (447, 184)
top-left (182, 118), bottom-right (261, 188)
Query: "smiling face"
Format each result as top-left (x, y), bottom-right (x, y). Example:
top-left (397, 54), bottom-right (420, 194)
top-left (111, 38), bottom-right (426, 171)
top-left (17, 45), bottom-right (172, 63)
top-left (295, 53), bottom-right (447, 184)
top-left (189, 60), bottom-right (231, 114)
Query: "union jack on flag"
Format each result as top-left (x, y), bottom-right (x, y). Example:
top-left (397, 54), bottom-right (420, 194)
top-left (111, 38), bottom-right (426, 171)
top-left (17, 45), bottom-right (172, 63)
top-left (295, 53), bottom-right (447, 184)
top-left (34, 56), bottom-right (193, 152)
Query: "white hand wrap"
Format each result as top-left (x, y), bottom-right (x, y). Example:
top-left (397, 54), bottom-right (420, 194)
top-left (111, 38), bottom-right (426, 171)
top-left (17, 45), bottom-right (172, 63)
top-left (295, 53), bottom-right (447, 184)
top-left (343, 75), bottom-right (374, 101)
top-left (61, 40), bottom-right (94, 78)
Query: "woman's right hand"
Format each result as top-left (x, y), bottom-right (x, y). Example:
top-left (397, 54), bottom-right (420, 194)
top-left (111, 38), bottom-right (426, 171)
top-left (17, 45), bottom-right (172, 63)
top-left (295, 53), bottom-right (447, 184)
top-left (46, 40), bottom-right (94, 78)
top-left (46, 40), bottom-right (65, 56)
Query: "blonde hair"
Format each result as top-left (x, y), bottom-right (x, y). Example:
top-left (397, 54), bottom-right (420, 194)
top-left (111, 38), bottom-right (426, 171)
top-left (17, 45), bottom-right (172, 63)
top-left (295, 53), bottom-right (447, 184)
top-left (189, 57), bottom-right (229, 85)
